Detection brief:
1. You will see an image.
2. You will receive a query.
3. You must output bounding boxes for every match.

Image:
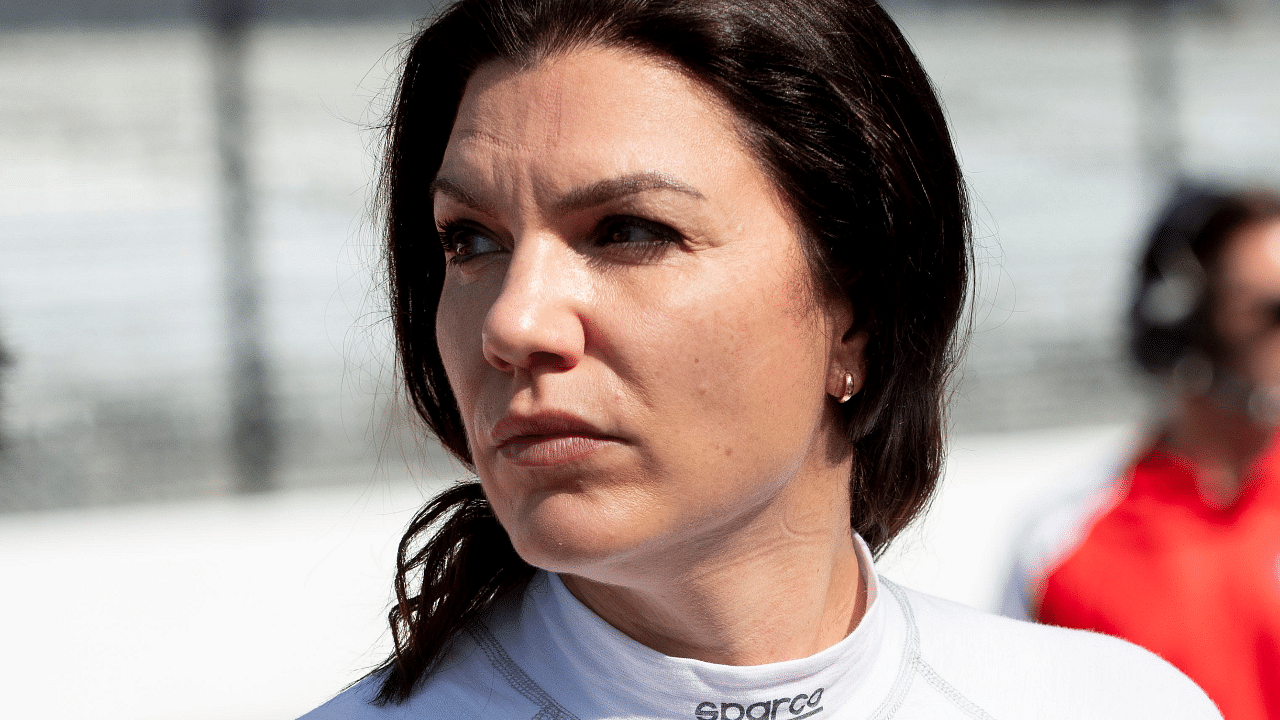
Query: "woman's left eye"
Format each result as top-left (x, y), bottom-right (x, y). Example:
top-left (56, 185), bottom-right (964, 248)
top-left (438, 222), bottom-right (503, 264)
top-left (596, 217), bottom-right (680, 248)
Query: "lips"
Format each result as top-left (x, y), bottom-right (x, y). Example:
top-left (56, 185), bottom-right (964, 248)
top-left (489, 412), bottom-right (621, 467)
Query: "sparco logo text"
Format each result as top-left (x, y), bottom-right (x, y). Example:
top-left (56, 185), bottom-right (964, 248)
top-left (694, 687), bottom-right (824, 720)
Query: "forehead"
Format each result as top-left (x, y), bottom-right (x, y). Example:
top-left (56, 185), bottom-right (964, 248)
top-left (1217, 219), bottom-right (1280, 293)
top-left (442, 46), bottom-right (753, 191)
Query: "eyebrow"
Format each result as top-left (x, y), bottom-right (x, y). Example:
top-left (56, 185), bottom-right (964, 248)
top-left (429, 171), bottom-right (704, 214)
top-left (552, 172), bottom-right (704, 212)
top-left (429, 177), bottom-right (486, 212)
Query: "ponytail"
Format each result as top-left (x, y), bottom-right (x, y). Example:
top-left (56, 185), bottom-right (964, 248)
top-left (371, 483), bottom-right (534, 705)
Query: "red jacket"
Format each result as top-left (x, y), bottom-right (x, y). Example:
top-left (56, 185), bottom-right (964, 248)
top-left (1021, 438), bottom-right (1280, 720)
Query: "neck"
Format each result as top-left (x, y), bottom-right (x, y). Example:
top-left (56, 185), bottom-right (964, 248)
top-left (559, 463), bottom-right (865, 666)
top-left (1163, 391), bottom-right (1273, 507)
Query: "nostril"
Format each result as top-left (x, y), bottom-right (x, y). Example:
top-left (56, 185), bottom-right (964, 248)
top-left (481, 338), bottom-right (516, 373)
top-left (487, 355), bottom-right (515, 373)
top-left (527, 350), bottom-right (572, 370)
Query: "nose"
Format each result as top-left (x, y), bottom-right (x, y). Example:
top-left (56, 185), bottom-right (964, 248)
top-left (481, 238), bottom-right (586, 374)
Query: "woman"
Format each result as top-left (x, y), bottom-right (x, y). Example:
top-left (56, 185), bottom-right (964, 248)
top-left (305, 0), bottom-right (1219, 717)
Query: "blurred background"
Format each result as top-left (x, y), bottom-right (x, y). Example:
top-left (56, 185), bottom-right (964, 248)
top-left (1, 0), bottom-right (1277, 717)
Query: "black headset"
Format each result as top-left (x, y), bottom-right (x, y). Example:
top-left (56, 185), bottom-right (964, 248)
top-left (1130, 185), bottom-right (1236, 376)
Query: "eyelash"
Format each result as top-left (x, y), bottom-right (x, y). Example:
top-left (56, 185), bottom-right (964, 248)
top-left (437, 221), bottom-right (495, 265)
top-left (436, 215), bottom-right (683, 265)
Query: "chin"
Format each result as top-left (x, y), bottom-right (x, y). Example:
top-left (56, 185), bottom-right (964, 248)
top-left (500, 491), bottom-right (651, 577)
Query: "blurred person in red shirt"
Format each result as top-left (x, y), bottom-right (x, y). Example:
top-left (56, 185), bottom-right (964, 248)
top-left (1003, 186), bottom-right (1280, 720)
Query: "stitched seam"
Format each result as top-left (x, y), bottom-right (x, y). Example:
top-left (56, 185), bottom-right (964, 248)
top-left (467, 624), bottom-right (583, 720)
top-left (867, 580), bottom-right (919, 720)
top-left (914, 658), bottom-right (999, 720)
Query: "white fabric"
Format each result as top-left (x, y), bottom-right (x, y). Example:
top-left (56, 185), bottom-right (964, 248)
top-left (301, 537), bottom-right (1220, 720)
top-left (998, 453), bottom-right (1129, 621)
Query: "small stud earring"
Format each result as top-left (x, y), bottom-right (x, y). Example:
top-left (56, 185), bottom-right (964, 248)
top-left (838, 372), bottom-right (855, 403)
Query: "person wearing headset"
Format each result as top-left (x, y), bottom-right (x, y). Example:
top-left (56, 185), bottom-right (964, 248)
top-left (1003, 186), bottom-right (1280, 720)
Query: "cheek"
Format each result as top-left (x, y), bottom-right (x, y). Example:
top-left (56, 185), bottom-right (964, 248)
top-left (435, 283), bottom-right (490, 417)
top-left (1247, 333), bottom-right (1280, 383)
top-left (635, 272), bottom-right (829, 438)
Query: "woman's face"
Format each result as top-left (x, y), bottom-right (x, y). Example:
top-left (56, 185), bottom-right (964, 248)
top-left (433, 46), bottom-right (857, 583)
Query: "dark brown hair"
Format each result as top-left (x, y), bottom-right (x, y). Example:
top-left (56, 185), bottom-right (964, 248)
top-left (373, 0), bottom-right (970, 703)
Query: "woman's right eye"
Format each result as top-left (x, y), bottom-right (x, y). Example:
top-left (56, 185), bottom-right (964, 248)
top-left (438, 222), bottom-right (503, 264)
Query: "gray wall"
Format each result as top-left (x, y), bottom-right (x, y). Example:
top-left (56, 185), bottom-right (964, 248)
top-left (0, 0), bottom-right (442, 26)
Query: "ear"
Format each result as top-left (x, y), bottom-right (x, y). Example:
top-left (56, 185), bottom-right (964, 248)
top-left (827, 326), bottom-right (868, 403)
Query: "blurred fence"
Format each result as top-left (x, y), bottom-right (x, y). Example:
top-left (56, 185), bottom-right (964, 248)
top-left (1, 1), bottom-right (1278, 512)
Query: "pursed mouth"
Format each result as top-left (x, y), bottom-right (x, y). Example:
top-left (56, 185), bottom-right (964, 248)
top-left (490, 412), bottom-right (609, 447)
top-left (490, 413), bottom-right (622, 466)
top-left (495, 433), bottom-right (619, 467)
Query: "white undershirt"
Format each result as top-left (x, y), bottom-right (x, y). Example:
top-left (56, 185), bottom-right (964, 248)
top-left (302, 535), bottom-right (1221, 720)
